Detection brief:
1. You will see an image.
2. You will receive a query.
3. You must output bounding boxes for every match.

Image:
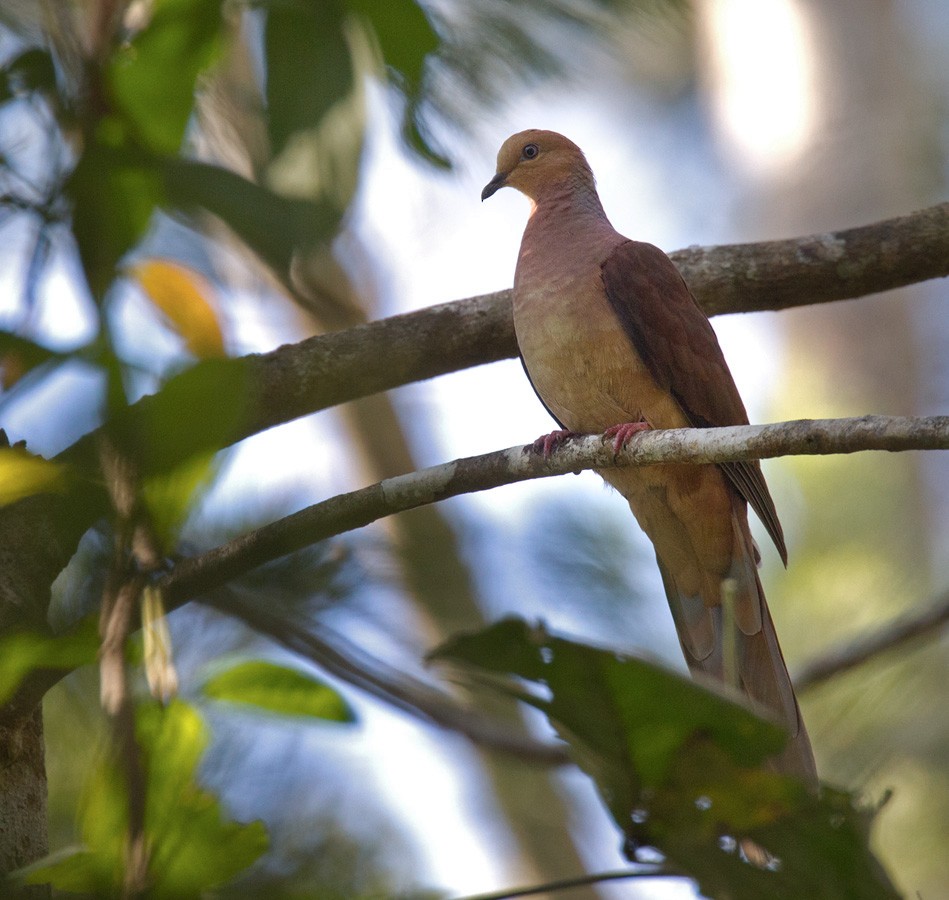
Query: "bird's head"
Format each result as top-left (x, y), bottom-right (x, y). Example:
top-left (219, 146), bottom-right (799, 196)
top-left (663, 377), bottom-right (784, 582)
top-left (481, 129), bottom-right (596, 204)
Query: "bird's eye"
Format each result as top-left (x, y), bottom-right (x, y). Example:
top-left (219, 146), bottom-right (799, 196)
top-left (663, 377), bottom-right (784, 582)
top-left (522, 143), bottom-right (539, 160)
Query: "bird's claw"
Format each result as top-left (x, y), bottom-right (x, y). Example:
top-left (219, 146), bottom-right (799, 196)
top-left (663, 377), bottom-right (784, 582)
top-left (529, 429), bottom-right (577, 458)
top-left (603, 420), bottom-right (650, 456)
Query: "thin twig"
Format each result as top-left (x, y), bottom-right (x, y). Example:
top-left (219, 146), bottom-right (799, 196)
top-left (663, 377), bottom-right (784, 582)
top-left (795, 587), bottom-right (949, 691)
top-left (202, 590), bottom-right (570, 766)
top-left (453, 866), bottom-right (672, 900)
top-left (162, 415), bottom-right (949, 608)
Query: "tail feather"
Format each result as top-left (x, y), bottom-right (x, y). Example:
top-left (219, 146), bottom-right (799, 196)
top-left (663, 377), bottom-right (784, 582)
top-left (658, 556), bottom-right (818, 790)
top-left (659, 561), bottom-right (718, 663)
top-left (744, 589), bottom-right (818, 787)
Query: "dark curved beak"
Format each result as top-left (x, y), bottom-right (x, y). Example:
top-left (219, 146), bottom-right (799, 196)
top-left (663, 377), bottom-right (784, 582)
top-left (481, 172), bottom-right (507, 201)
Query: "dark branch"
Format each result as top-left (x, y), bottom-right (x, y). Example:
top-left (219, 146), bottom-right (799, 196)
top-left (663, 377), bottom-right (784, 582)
top-left (203, 591), bottom-right (570, 765)
top-left (795, 587), bottom-right (949, 691)
top-left (455, 866), bottom-right (672, 900)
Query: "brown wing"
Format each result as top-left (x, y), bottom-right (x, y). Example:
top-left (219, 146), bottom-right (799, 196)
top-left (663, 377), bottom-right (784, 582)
top-left (600, 239), bottom-right (787, 564)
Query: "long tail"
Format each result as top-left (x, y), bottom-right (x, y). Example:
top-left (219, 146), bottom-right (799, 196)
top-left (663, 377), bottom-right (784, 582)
top-left (658, 535), bottom-right (818, 790)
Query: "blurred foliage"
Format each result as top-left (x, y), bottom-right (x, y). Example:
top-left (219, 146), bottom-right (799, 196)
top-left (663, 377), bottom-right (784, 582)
top-left (108, 0), bottom-right (224, 157)
top-left (19, 700), bottom-right (269, 897)
top-left (433, 618), bottom-right (899, 899)
top-left (0, 616), bottom-right (99, 704)
top-left (429, 0), bottom-right (690, 120)
top-left (38, 528), bottom-right (420, 896)
top-left (213, 800), bottom-right (444, 900)
top-left (766, 289), bottom-right (948, 898)
top-left (0, 445), bottom-right (71, 505)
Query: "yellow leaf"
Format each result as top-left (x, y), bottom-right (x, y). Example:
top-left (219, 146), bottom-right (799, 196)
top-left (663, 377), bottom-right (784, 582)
top-left (0, 448), bottom-right (69, 506)
top-left (133, 260), bottom-right (225, 358)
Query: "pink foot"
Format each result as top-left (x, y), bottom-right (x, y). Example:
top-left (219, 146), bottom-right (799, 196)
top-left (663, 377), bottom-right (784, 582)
top-left (529, 429), bottom-right (577, 458)
top-left (603, 420), bottom-right (650, 456)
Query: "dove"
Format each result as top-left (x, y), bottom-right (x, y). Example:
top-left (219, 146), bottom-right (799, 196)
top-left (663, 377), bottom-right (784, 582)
top-left (483, 129), bottom-right (816, 786)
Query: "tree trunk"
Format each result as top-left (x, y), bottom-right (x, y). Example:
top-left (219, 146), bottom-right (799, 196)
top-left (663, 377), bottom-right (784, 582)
top-left (0, 707), bottom-right (49, 899)
top-left (0, 477), bottom-right (98, 890)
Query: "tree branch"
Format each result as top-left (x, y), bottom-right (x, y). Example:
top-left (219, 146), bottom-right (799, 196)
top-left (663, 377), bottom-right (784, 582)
top-left (56, 202), bottom-right (949, 479)
top-left (161, 415), bottom-right (949, 609)
top-left (97, 436), bottom-right (153, 896)
top-left (794, 587), bottom-right (949, 691)
top-left (670, 202), bottom-right (949, 316)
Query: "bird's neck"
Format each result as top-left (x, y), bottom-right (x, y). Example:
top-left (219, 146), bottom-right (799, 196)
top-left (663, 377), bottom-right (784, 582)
top-left (523, 184), bottom-right (616, 250)
top-left (515, 186), bottom-right (624, 306)
top-left (530, 173), bottom-right (606, 214)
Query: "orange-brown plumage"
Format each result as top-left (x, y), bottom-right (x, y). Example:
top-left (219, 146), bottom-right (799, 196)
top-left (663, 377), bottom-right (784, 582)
top-left (483, 129), bottom-right (816, 787)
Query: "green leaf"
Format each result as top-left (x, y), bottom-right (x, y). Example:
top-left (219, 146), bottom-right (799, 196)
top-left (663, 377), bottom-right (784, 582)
top-left (153, 799), bottom-right (269, 899)
top-left (347, 0), bottom-right (449, 167)
top-left (67, 0), bottom-right (225, 296)
top-left (17, 847), bottom-right (108, 894)
top-left (163, 158), bottom-right (341, 276)
top-left (204, 659), bottom-right (355, 722)
top-left (347, 0), bottom-right (438, 93)
top-left (0, 619), bottom-right (99, 705)
top-left (432, 618), bottom-right (900, 900)
top-left (142, 452), bottom-right (218, 552)
top-left (108, 356), bottom-right (250, 476)
top-left (77, 753), bottom-right (130, 890)
top-left (433, 616), bottom-right (788, 774)
top-left (402, 107), bottom-right (451, 169)
top-left (138, 699), bottom-right (208, 817)
top-left (430, 616), bottom-right (551, 681)
top-left (67, 143), bottom-right (165, 299)
top-left (433, 618), bottom-right (785, 798)
top-left (108, 0), bottom-right (224, 155)
top-left (138, 701), bottom-right (269, 896)
top-left (265, 1), bottom-right (352, 159)
top-left (262, 1), bottom-right (366, 214)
